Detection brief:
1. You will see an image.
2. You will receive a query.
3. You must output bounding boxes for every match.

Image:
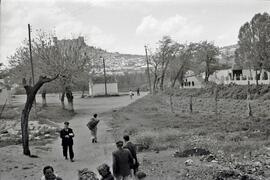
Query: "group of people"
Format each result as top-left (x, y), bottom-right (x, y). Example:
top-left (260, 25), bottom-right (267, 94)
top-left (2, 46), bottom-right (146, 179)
top-left (129, 88), bottom-right (140, 100)
top-left (44, 113), bottom-right (143, 180)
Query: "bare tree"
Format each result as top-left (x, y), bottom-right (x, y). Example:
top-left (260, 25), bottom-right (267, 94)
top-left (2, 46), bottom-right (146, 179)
top-left (21, 75), bottom-right (58, 156)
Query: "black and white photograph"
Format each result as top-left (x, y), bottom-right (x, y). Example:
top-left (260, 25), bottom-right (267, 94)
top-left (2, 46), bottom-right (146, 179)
top-left (1, 0), bottom-right (270, 179)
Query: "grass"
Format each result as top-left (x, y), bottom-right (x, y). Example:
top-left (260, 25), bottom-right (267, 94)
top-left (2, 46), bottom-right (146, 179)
top-left (109, 93), bottom-right (270, 179)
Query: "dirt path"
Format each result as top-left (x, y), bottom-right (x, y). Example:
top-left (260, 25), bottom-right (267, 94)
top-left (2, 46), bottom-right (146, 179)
top-left (0, 93), bottom-right (146, 180)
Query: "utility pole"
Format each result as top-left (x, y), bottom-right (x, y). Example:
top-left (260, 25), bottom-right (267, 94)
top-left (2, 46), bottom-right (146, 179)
top-left (28, 24), bottom-right (37, 116)
top-left (101, 56), bottom-right (108, 96)
top-left (144, 45), bottom-right (152, 94)
top-left (28, 24), bottom-right (35, 86)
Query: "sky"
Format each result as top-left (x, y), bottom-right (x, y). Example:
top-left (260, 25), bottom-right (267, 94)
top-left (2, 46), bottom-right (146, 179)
top-left (1, 0), bottom-right (270, 66)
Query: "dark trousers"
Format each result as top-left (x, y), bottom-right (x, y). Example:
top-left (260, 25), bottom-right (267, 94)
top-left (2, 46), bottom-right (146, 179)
top-left (62, 144), bottom-right (74, 160)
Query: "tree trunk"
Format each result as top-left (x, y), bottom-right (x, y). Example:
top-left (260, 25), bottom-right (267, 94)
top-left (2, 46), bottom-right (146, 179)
top-left (189, 96), bottom-right (193, 113)
top-left (205, 63), bottom-right (209, 82)
top-left (41, 91), bottom-right (47, 107)
top-left (66, 87), bottom-right (74, 112)
top-left (81, 88), bottom-right (85, 98)
top-left (169, 94), bottom-right (174, 113)
top-left (159, 61), bottom-right (170, 91)
top-left (61, 91), bottom-right (65, 109)
top-left (171, 66), bottom-right (184, 88)
top-left (255, 70), bottom-right (258, 86)
top-left (21, 108), bottom-right (31, 156)
top-left (21, 75), bottom-right (58, 156)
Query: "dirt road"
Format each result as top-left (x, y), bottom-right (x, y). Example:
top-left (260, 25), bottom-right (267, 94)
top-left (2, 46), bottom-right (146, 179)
top-left (0, 93), bottom-right (146, 180)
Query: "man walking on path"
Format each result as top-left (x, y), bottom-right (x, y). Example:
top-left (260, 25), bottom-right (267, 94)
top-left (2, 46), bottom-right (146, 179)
top-left (87, 114), bottom-right (100, 143)
top-left (60, 122), bottom-right (75, 162)
top-left (112, 141), bottom-right (134, 180)
top-left (123, 135), bottom-right (139, 174)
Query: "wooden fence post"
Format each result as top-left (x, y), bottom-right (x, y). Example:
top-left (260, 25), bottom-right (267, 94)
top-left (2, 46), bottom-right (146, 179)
top-left (247, 81), bottom-right (252, 117)
top-left (189, 96), bottom-right (193, 113)
top-left (214, 87), bottom-right (218, 115)
top-left (170, 94), bottom-right (174, 113)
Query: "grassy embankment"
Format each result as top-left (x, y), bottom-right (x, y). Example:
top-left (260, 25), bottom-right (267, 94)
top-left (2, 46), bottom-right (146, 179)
top-left (109, 85), bottom-right (270, 179)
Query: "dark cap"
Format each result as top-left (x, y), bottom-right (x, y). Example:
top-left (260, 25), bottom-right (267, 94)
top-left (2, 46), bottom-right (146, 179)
top-left (64, 121), bottom-right (69, 125)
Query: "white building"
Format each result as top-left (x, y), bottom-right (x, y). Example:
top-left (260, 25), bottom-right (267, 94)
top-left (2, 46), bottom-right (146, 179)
top-left (89, 82), bottom-right (119, 96)
top-left (209, 67), bottom-right (270, 85)
top-left (0, 79), bottom-right (11, 105)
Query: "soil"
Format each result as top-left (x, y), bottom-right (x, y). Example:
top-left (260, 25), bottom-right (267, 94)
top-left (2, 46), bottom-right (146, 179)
top-left (0, 92), bottom-right (146, 180)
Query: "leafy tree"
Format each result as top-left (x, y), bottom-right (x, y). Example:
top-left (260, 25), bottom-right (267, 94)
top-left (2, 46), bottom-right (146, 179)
top-left (157, 36), bottom-right (180, 90)
top-left (169, 43), bottom-right (197, 87)
top-left (236, 12), bottom-right (270, 85)
top-left (193, 41), bottom-right (219, 82)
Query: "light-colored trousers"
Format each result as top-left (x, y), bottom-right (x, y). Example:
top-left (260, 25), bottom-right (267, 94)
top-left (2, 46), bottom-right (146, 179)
top-left (90, 128), bottom-right (97, 140)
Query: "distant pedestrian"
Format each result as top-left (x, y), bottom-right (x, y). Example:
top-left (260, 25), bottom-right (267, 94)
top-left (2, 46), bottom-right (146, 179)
top-left (60, 122), bottom-right (75, 162)
top-left (97, 163), bottom-right (114, 180)
top-left (136, 88), bottom-right (140, 96)
top-left (129, 90), bottom-right (134, 100)
top-left (123, 135), bottom-right (139, 174)
top-left (41, 166), bottom-right (62, 180)
top-left (78, 168), bottom-right (98, 180)
top-left (87, 114), bottom-right (100, 143)
top-left (112, 141), bottom-right (134, 180)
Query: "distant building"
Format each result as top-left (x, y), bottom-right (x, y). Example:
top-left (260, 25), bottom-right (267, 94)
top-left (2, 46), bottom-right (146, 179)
top-left (89, 83), bottom-right (119, 96)
top-left (0, 79), bottom-right (11, 105)
top-left (209, 65), bottom-right (270, 85)
top-left (89, 77), bottom-right (119, 96)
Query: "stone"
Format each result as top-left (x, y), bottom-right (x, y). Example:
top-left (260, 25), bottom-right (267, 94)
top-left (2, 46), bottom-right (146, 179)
top-left (44, 134), bottom-right (51, 138)
top-left (184, 159), bottom-right (193, 166)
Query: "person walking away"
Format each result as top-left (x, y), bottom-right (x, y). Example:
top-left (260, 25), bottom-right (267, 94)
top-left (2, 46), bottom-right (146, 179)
top-left (41, 166), bottom-right (62, 180)
top-left (136, 88), bottom-right (140, 96)
top-left (112, 141), bottom-right (134, 180)
top-left (97, 163), bottom-right (114, 180)
top-left (87, 114), bottom-right (100, 143)
top-left (60, 122), bottom-right (75, 162)
top-left (129, 90), bottom-right (134, 100)
top-left (123, 135), bottom-right (139, 174)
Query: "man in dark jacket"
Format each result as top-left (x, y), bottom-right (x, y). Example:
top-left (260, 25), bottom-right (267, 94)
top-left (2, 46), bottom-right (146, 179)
top-left (60, 122), bottom-right (75, 162)
top-left (112, 141), bottom-right (134, 180)
top-left (123, 135), bottom-right (139, 174)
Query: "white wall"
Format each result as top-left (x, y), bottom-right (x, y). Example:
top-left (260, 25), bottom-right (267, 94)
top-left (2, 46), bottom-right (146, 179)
top-left (89, 83), bottom-right (118, 96)
top-left (182, 76), bottom-right (203, 89)
top-left (0, 88), bottom-right (11, 105)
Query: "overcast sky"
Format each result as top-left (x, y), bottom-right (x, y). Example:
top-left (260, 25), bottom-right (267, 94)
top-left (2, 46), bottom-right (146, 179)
top-left (1, 0), bottom-right (270, 65)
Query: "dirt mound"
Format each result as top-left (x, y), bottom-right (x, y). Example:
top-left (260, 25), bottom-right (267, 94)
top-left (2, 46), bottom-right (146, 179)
top-left (214, 169), bottom-right (257, 180)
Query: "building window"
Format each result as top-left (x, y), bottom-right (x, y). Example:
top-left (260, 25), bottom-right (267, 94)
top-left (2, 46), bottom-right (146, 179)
top-left (0, 89), bottom-right (2, 93)
top-left (188, 82), bottom-right (191, 86)
top-left (192, 81), bottom-right (194, 86)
